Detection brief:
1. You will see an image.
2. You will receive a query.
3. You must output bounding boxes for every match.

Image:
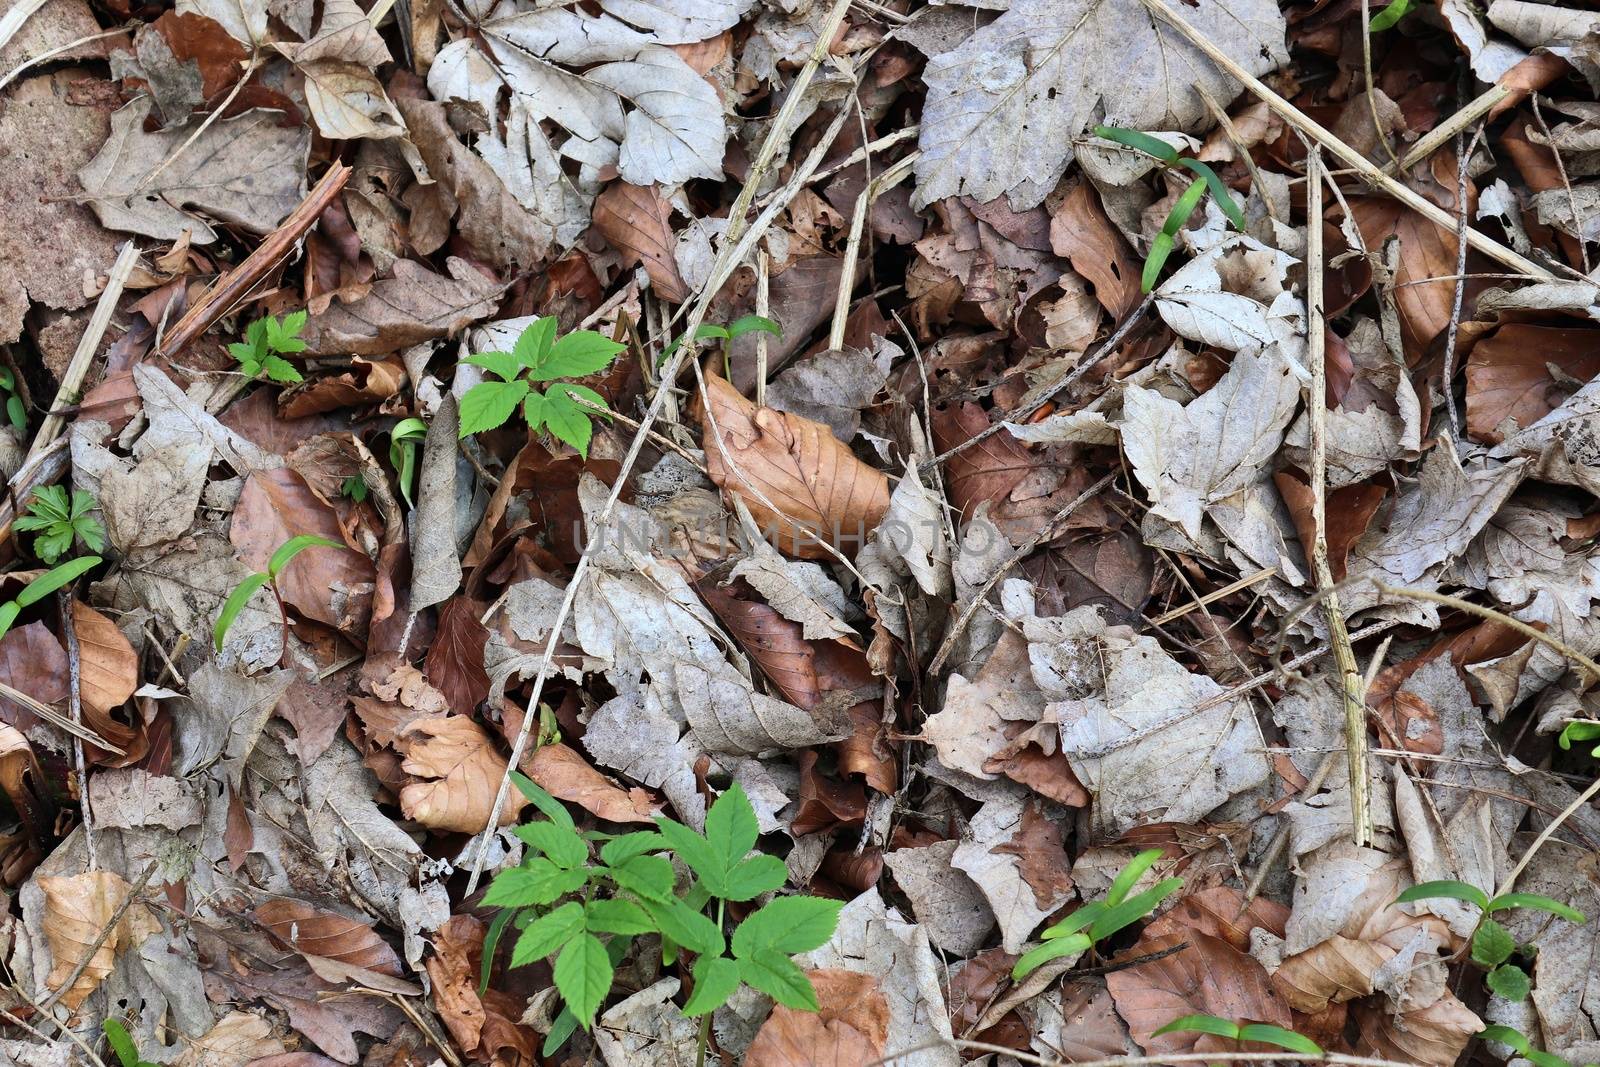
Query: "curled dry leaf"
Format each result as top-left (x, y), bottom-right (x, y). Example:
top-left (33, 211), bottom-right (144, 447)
top-left (39, 869), bottom-right (160, 1009)
top-left (254, 898), bottom-right (404, 977)
top-left (398, 716), bottom-right (526, 833)
top-left (70, 602), bottom-right (138, 717)
top-left (426, 597), bottom-right (491, 714)
top-left (746, 969), bottom-right (891, 1067)
top-left (592, 181), bottom-right (689, 303)
top-left (698, 374), bottom-right (889, 559)
top-left (521, 741), bottom-right (657, 824)
top-left (298, 257), bottom-right (502, 357)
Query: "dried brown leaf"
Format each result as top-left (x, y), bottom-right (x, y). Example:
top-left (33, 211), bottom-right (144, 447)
top-left (40, 869), bottom-right (159, 1009)
top-left (254, 898), bottom-right (403, 977)
top-left (70, 602), bottom-right (137, 718)
top-left (398, 716), bottom-right (525, 832)
top-left (593, 181), bottom-right (688, 303)
top-left (746, 970), bottom-right (891, 1067)
top-left (426, 597), bottom-right (491, 715)
top-left (1106, 931), bottom-right (1293, 1057)
top-left (299, 257), bottom-right (501, 357)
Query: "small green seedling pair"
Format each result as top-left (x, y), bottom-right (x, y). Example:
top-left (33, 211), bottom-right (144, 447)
top-left (1559, 719), bottom-right (1600, 758)
top-left (213, 535), bottom-right (343, 651)
top-left (1153, 1014), bottom-right (1321, 1055)
top-left (1479, 1025), bottom-right (1598, 1067)
top-left (1091, 126), bottom-right (1245, 292)
top-left (0, 367), bottom-right (26, 431)
top-left (1012, 847), bottom-right (1184, 979)
top-left (229, 312), bottom-right (308, 383)
top-left (1395, 880), bottom-right (1586, 1001)
top-left (0, 555), bottom-right (102, 641)
top-left (343, 418), bottom-right (427, 507)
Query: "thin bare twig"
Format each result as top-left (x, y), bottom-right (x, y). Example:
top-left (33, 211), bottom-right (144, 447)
top-left (1440, 125), bottom-right (1485, 437)
top-left (58, 592), bottom-right (95, 870)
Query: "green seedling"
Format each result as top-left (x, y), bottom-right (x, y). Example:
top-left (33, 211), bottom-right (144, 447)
top-left (229, 311), bottom-right (308, 383)
top-left (660, 314), bottom-right (783, 369)
top-left (1091, 125), bottom-right (1246, 292)
top-left (1559, 719), bottom-right (1600, 758)
top-left (458, 318), bottom-right (625, 459)
top-left (388, 417), bottom-right (427, 506)
top-left (1152, 1014), bottom-right (1322, 1055)
top-left (15, 485), bottom-right (105, 563)
top-left (1368, 0), bottom-right (1412, 31)
top-left (1012, 847), bottom-right (1183, 980)
top-left (213, 535), bottom-right (342, 652)
top-left (0, 555), bottom-right (102, 641)
top-left (1479, 1025), bottom-right (1599, 1067)
top-left (1395, 880), bottom-right (1586, 1001)
top-left (102, 1019), bottom-right (157, 1067)
top-left (0, 367), bottom-right (25, 431)
top-left (484, 775), bottom-right (840, 1059)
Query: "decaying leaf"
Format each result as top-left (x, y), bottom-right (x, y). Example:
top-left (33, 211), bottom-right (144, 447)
top-left (40, 869), bottom-right (160, 1008)
top-left (746, 970), bottom-right (890, 1067)
top-left (398, 716), bottom-right (526, 833)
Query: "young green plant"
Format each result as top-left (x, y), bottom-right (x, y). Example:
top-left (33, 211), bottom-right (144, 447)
top-left (0, 555), bottom-right (102, 641)
top-left (14, 485), bottom-right (105, 563)
top-left (458, 318), bottom-right (625, 459)
top-left (228, 311), bottom-right (308, 383)
top-left (1152, 1014), bottom-right (1322, 1055)
top-left (1368, 0), bottom-right (1412, 31)
top-left (1011, 847), bottom-right (1183, 979)
top-left (1479, 1025), bottom-right (1598, 1067)
top-left (101, 1019), bottom-right (157, 1067)
top-left (1394, 880), bottom-right (1586, 1001)
top-left (660, 314), bottom-right (783, 374)
top-left (1091, 125), bottom-right (1246, 292)
top-left (213, 535), bottom-right (343, 652)
top-left (1559, 719), bottom-right (1600, 758)
top-left (483, 775), bottom-right (840, 1058)
top-left (0, 366), bottom-right (26, 431)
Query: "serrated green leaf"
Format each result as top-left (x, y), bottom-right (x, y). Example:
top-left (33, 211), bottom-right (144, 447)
top-left (585, 898), bottom-right (655, 935)
top-left (1092, 124), bottom-right (1181, 164)
top-left (1487, 963), bottom-right (1532, 1001)
top-left (483, 859), bottom-right (587, 908)
top-left (540, 390), bottom-right (594, 458)
top-left (1478, 1024), bottom-right (1531, 1054)
top-left (267, 535), bottom-right (344, 580)
top-left (459, 379), bottom-right (530, 437)
top-left (1394, 880), bottom-right (1490, 913)
top-left (215, 572), bottom-right (269, 651)
top-left (1489, 892), bottom-right (1587, 924)
top-left (553, 932), bottom-right (613, 1028)
top-left (261, 355), bottom-right (303, 382)
top-left (554, 382), bottom-right (610, 418)
top-left (600, 831), bottom-right (665, 867)
top-left (514, 317), bottom-right (558, 369)
top-left (705, 782), bottom-right (760, 871)
top-left (466, 351), bottom-right (525, 383)
top-left (607, 854), bottom-right (676, 903)
top-left (511, 771), bottom-right (576, 830)
top-left (641, 896), bottom-right (724, 957)
top-left (1087, 877), bottom-right (1184, 940)
top-left (1237, 1023), bottom-right (1322, 1054)
top-left (281, 309), bottom-right (307, 338)
top-left (1105, 848), bottom-right (1166, 906)
top-left (27, 486), bottom-right (70, 521)
top-left (530, 330), bottom-right (625, 381)
top-left (733, 896), bottom-right (842, 957)
top-left (1011, 931), bottom-right (1091, 980)
top-left (34, 527), bottom-right (72, 564)
top-left (1471, 919), bottom-right (1516, 967)
top-left (738, 949), bottom-right (817, 1010)
top-left (512, 901), bottom-right (586, 966)
top-left (721, 854), bottom-right (787, 902)
top-left (516, 821), bottom-right (588, 870)
top-left (655, 817), bottom-right (724, 890)
top-left (684, 955), bottom-right (740, 1016)
top-left (479, 906), bottom-right (515, 994)
top-left (1152, 1014), bottom-right (1239, 1040)
top-left (76, 516), bottom-right (106, 554)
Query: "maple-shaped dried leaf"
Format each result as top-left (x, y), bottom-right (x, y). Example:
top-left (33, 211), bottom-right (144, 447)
top-left (70, 602), bottom-right (137, 717)
top-left (426, 597), bottom-right (491, 714)
top-left (254, 899), bottom-right (404, 978)
top-left (78, 98), bottom-right (309, 243)
top-left (699, 373), bottom-right (889, 559)
top-left (398, 716), bottom-right (526, 832)
top-left (40, 869), bottom-right (160, 1009)
top-left (746, 970), bottom-right (891, 1067)
top-left (912, 0), bottom-right (1286, 209)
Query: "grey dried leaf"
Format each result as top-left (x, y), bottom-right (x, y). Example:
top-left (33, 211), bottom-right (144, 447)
top-left (884, 840), bottom-right (996, 956)
top-left (78, 99), bottom-right (310, 243)
top-left (300, 258), bottom-right (502, 356)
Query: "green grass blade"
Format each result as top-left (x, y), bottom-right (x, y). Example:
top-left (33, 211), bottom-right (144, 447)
top-left (1142, 232), bottom-right (1175, 293)
top-left (102, 1019), bottom-right (142, 1067)
top-left (1153, 1013), bottom-right (1239, 1040)
top-left (16, 555), bottom-right (101, 607)
top-left (1106, 848), bottom-right (1166, 906)
top-left (267, 535), bottom-right (343, 579)
top-left (1092, 124), bottom-right (1180, 165)
top-left (1488, 892), bottom-right (1586, 923)
top-left (1368, 0), bottom-right (1412, 31)
top-left (1010, 931), bottom-right (1091, 980)
top-left (1238, 1023), bottom-right (1322, 1054)
top-left (1177, 158), bottom-right (1247, 230)
top-left (214, 572), bottom-right (270, 650)
top-left (1394, 880), bottom-right (1490, 913)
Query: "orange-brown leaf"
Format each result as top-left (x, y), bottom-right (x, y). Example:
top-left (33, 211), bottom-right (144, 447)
top-left (699, 374), bottom-right (889, 559)
top-left (254, 898), bottom-right (403, 977)
top-left (40, 870), bottom-right (159, 1009)
top-left (398, 716), bottom-right (526, 832)
top-left (1106, 932), bottom-right (1292, 1057)
top-left (745, 970), bottom-right (890, 1067)
top-left (70, 602), bottom-right (138, 717)
top-left (522, 742), bottom-right (656, 825)
top-left (592, 182), bottom-right (688, 303)
top-left (1465, 323), bottom-right (1600, 443)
